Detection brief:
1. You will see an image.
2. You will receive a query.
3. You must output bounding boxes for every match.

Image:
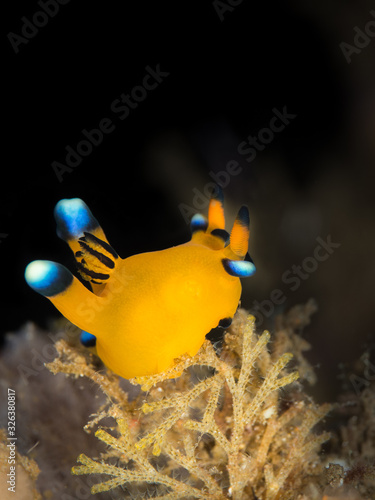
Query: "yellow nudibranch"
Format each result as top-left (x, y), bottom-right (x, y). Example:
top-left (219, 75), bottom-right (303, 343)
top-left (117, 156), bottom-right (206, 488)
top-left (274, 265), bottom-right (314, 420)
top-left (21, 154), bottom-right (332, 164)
top-left (25, 188), bottom-right (256, 379)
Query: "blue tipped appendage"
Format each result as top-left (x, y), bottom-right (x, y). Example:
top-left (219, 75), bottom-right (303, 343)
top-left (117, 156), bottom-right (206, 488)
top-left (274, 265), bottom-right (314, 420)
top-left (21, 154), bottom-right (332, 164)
top-left (54, 198), bottom-right (99, 241)
top-left (190, 213), bottom-right (208, 233)
top-left (25, 260), bottom-right (73, 297)
top-left (222, 258), bottom-right (256, 278)
top-left (80, 331), bottom-right (96, 347)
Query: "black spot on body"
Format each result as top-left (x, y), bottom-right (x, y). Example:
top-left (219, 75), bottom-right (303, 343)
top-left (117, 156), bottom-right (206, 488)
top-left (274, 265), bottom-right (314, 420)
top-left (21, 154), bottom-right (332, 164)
top-left (218, 317), bottom-right (232, 328)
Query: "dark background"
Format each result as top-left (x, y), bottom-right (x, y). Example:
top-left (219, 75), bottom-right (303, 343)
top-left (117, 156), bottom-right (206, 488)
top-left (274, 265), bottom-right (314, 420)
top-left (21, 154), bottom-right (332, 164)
top-left (2, 0), bottom-right (375, 402)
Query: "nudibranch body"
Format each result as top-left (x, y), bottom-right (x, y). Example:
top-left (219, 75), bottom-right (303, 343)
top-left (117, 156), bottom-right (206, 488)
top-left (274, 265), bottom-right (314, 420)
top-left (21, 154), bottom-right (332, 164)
top-left (25, 189), bottom-right (256, 379)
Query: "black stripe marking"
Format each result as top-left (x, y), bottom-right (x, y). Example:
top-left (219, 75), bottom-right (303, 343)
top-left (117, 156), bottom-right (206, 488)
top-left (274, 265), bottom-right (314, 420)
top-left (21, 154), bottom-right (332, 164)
top-left (79, 240), bottom-right (115, 269)
top-left (76, 262), bottom-right (110, 281)
top-left (83, 232), bottom-right (118, 259)
top-left (75, 251), bottom-right (83, 258)
top-left (211, 228), bottom-right (229, 244)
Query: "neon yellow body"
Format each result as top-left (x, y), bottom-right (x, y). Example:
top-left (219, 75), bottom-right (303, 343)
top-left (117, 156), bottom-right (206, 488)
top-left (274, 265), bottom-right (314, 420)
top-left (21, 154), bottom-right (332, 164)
top-left (93, 244), bottom-right (241, 377)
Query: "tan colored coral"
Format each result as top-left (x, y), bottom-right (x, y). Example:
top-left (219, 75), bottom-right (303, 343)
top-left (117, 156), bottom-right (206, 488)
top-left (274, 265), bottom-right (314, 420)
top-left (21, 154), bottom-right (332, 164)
top-left (46, 309), bottom-right (331, 499)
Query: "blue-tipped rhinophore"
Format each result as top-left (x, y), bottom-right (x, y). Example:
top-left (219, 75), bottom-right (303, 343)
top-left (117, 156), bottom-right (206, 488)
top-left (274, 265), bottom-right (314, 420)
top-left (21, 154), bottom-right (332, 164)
top-left (54, 198), bottom-right (99, 242)
top-left (190, 213), bottom-right (208, 233)
top-left (80, 331), bottom-right (97, 347)
top-left (25, 260), bottom-right (73, 297)
top-left (222, 258), bottom-right (256, 278)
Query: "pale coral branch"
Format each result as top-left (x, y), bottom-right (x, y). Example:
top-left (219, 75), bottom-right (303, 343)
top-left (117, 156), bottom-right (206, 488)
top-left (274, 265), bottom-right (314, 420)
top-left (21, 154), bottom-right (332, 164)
top-left (46, 340), bottom-right (129, 408)
top-left (243, 354), bottom-right (299, 426)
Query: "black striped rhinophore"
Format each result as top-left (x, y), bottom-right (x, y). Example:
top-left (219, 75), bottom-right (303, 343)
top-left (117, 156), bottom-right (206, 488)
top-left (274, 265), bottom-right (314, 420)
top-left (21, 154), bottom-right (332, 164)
top-left (82, 232), bottom-right (119, 259)
top-left (76, 261), bottom-right (110, 282)
top-left (75, 232), bottom-right (118, 284)
top-left (78, 240), bottom-right (115, 269)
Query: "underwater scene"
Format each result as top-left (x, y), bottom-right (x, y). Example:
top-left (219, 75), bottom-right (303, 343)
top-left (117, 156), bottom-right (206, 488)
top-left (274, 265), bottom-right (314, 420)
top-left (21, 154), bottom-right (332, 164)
top-left (2, 1), bottom-right (375, 499)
